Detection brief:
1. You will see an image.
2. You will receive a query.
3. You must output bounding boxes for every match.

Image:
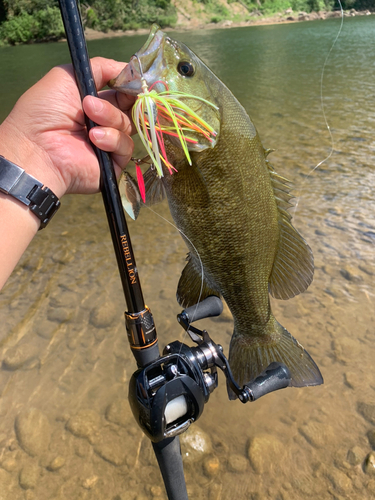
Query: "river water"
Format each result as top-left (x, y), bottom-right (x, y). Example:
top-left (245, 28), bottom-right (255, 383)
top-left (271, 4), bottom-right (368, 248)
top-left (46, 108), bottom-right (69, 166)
top-left (0, 15), bottom-right (374, 500)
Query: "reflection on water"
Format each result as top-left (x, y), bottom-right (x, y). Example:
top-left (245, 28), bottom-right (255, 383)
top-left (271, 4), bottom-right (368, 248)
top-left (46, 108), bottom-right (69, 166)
top-left (0, 16), bottom-right (374, 500)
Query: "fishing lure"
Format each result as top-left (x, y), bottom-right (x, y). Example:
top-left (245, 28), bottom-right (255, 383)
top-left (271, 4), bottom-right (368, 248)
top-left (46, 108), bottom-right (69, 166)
top-left (131, 56), bottom-right (219, 202)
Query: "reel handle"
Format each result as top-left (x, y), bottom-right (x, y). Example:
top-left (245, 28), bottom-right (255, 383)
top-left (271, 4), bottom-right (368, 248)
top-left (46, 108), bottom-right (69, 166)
top-left (182, 296), bottom-right (223, 323)
top-left (240, 362), bottom-right (292, 402)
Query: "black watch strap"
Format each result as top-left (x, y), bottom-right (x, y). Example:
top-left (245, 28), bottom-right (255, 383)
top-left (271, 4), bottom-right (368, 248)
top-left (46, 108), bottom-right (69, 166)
top-left (0, 156), bottom-right (61, 229)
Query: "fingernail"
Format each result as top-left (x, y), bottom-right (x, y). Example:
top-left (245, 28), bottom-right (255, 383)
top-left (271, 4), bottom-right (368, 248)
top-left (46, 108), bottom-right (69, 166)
top-left (92, 128), bottom-right (105, 140)
top-left (90, 96), bottom-right (104, 113)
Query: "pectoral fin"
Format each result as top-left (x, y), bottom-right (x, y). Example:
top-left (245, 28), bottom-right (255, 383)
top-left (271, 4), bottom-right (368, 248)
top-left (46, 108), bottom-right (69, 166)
top-left (119, 165), bottom-right (166, 220)
top-left (143, 165), bottom-right (166, 206)
top-left (177, 253), bottom-right (220, 308)
top-left (119, 171), bottom-right (141, 220)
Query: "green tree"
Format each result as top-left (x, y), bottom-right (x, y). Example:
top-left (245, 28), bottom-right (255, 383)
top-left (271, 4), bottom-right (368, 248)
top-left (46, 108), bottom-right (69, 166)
top-left (0, 0), bottom-right (7, 23)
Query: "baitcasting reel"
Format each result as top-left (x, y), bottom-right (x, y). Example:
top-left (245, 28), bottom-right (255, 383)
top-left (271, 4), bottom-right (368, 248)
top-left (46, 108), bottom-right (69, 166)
top-left (128, 296), bottom-right (292, 443)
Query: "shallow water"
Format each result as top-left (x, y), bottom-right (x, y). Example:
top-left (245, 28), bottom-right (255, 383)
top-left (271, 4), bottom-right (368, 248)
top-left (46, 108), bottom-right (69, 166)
top-left (0, 15), bottom-right (374, 500)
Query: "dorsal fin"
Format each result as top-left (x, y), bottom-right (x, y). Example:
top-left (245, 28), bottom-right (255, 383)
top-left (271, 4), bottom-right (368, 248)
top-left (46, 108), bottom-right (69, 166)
top-left (267, 160), bottom-right (314, 300)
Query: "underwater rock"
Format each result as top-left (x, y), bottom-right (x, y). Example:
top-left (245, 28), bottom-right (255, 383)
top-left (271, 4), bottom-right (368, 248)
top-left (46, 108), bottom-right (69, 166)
top-left (327, 468), bottom-right (352, 495)
top-left (93, 429), bottom-right (127, 466)
top-left (65, 409), bottom-right (101, 443)
top-left (358, 264), bottom-right (375, 276)
top-left (89, 303), bottom-right (117, 329)
top-left (82, 475), bottom-right (98, 489)
top-left (203, 455), bottom-right (220, 477)
top-left (180, 426), bottom-right (212, 464)
top-left (228, 454), bottom-right (248, 473)
top-left (344, 371), bottom-right (361, 390)
top-left (105, 399), bottom-right (129, 427)
top-left (347, 446), bottom-right (364, 466)
top-left (332, 338), bottom-right (360, 364)
top-left (324, 285), bottom-right (345, 300)
top-left (15, 408), bottom-right (51, 457)
top-left (46, 456), bottom-right (65, 471)
top-left (51, 249), bottom-right (74, 265)
top-left (247, 434), bottom-right (284, 473)
top-left (47, 306), bottom-right (72, 323)
top-left (2, 344), bottom-right (38, 371)
top-left (19, 464), bottom-right (40, 490)
top-left (340, 266), bottom-right (363, 283)
top-left (0, 457), bottom-right (17, 472)
top-left (150, 486), bottom-right (163, 497)
top-left (357, 402), bottom-right (375, 425)
top-left (49, 288), bottom-right (77, 308)
top-left (36, 321), bottom-right (57, 340)
top-left (298, 421), bottom-right (335, 449)
top-left (364, 452), bottom-right (375, 475)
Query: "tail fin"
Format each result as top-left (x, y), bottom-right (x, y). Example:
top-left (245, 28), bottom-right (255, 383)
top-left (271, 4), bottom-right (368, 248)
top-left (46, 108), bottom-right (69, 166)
top-left (227, 318), bottom-right (323, 400)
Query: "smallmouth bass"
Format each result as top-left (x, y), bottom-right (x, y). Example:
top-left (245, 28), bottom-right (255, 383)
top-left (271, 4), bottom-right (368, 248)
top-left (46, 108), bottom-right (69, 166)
top-left (110, 25), bottom-right (323, 397)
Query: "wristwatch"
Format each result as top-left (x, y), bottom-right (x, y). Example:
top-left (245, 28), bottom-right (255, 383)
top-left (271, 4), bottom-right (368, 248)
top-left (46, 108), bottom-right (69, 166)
top-left (0, 155), bottom-right (61, 230)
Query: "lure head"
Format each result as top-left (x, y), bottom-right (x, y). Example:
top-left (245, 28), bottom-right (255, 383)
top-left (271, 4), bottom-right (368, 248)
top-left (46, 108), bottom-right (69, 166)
top-left (109, 24), bottom-right (221, 153)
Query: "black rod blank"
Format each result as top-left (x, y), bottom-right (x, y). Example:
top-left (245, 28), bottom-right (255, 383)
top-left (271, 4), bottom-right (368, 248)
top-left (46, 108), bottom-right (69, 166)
top-left (153, 439), bottom-right (189, 500)
top-left (58, 0), bottom-right (144, 313)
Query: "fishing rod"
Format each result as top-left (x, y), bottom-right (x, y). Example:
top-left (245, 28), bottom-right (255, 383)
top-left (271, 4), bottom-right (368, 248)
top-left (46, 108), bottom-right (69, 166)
top-left (57, 1), bottom-right (188, 499)
top-left (58, 2), bottom-right (294, 497)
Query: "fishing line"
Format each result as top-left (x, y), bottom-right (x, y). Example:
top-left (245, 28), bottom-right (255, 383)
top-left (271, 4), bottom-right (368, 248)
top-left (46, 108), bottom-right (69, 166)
top-left (293, 0), bottom-right (344, 217)
top-left (144, 205), bottom-right (206, 336)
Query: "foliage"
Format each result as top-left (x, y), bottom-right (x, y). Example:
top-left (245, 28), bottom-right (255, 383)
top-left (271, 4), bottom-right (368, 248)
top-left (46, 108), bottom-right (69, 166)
top-left (341, 0), bottom-right (374, 8)
top-left (0, 0), bottom-right (373, 45)
top-left (82, 0), bottom-right (177, 32)
top-left (0, 0), bottom-right (7, 23)
top-left (0, 6), bottom-right (64, 44)
top-left (239, 0), bottom-right (371, 12)
top-left (0, 0), bottom-right (177, 43)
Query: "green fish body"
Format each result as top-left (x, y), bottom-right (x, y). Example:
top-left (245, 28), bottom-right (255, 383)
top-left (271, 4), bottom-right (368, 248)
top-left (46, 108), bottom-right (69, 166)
top-left (110, 25), bottom-right (323, 397)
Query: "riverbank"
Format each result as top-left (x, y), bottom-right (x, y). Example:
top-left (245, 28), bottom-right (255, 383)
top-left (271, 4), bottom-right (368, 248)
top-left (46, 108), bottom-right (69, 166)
top-left (84, 7), bottom-right (373, 41)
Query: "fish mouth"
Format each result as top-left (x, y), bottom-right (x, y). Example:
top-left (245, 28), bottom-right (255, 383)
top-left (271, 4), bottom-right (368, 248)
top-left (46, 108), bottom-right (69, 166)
top-left (108, 24), bottom-right (165, 95)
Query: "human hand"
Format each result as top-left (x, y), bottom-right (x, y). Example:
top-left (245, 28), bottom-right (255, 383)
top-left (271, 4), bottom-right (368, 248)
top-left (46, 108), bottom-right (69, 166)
top-left (0, 57), bottom-right (135, 198)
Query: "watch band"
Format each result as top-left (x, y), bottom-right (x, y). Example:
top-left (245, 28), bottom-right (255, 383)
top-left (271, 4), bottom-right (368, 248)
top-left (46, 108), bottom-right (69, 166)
top-left (0, 156), bottom-right (61, 230)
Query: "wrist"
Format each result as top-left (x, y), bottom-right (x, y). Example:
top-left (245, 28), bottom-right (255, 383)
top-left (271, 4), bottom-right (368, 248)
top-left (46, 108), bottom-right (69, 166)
top-left (0, 116), bottom-right (66, 199)
top-left (0, 156), bottom-right (61, 230)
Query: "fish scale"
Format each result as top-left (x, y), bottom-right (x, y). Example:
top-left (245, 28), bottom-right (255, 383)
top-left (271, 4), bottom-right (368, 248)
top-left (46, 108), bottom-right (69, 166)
top-left (110, 24), bottom-right (323, 398)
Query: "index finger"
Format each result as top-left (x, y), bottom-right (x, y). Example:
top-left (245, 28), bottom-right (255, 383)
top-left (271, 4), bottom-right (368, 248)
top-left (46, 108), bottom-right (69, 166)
top-left (90, 57), bottom-right (128, 92)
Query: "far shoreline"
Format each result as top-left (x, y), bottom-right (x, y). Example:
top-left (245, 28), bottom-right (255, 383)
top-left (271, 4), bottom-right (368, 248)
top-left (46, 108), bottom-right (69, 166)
top-left (84, 9), bottom-right (372, 41)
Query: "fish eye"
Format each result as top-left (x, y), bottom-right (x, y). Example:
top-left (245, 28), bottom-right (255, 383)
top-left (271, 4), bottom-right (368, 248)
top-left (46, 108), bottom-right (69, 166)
top-left (177, 61), bottom-right (195, 77)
